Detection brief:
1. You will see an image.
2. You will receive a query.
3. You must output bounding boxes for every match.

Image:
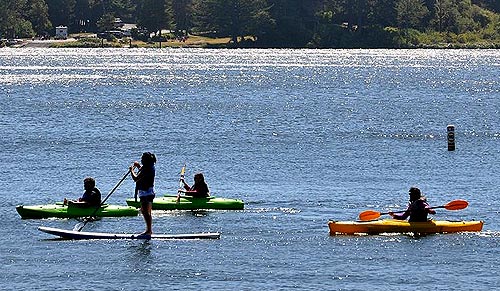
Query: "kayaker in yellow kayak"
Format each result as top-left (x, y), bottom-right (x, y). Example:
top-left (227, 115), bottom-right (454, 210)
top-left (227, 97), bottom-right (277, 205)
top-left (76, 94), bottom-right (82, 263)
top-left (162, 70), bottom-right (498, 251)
top-left (389, 187), bottom-right (436, 222)
top-left (179, 172), bottom-right (210, 198)
top-left (63, 177), bottom-right (102, 207)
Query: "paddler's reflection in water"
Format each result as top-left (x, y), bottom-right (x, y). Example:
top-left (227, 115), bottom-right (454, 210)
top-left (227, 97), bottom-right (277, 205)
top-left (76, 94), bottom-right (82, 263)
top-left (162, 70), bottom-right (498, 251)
top-left (128, 240), bottom-right (152, 264)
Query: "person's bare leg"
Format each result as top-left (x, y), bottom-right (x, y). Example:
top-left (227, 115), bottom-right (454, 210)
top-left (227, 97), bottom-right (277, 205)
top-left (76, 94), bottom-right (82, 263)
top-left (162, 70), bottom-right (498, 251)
top-left (140, 202), bottom-right (153, 235)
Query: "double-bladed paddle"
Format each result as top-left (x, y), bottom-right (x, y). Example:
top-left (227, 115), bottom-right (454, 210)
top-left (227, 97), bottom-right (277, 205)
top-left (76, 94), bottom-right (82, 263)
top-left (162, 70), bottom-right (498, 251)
top-left (358, 199), bottom-right (469, 221)
top-left (176, 164), bottom-right (186, 203)
top-left (74, 169), bottom-right (131, 231)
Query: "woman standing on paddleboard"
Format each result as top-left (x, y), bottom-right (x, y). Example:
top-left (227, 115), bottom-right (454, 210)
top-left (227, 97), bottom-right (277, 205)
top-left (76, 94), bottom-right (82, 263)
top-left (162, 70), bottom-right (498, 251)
top-left (130, 152), bottom-right (157, 236)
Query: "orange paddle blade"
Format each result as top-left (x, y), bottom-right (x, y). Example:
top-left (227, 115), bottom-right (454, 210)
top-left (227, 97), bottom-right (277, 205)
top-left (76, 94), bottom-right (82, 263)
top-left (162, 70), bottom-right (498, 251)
top-left (358, 210), bottom-right (381, 221)
top-left (180, 165), bottom-right (186, 176)
top-left (443, 199), bottom-right (468, 210)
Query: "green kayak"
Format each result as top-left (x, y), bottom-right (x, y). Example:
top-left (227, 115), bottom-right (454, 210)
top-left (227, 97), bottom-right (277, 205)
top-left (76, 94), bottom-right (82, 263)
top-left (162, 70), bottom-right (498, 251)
top-left (126, 195), bottom-right (244, 210)
top-left (16, 202), bottom-right (139, 219)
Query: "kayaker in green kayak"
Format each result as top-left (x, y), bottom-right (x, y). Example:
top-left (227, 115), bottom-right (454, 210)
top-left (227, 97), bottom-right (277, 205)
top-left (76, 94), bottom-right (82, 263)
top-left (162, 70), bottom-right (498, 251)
top-left (63, 177), bottom-right (102, 207)
top-left (179, 172), bottom-right (210, 198)
top-left (389, 187), bottom-right (436, 222)
top-left (130, 152), bottom-right (156, 236)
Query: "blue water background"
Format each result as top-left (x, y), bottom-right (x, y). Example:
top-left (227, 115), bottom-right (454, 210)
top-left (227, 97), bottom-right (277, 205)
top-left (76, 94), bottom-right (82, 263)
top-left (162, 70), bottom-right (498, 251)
top-left (0, 48), bottom-right (499, 290)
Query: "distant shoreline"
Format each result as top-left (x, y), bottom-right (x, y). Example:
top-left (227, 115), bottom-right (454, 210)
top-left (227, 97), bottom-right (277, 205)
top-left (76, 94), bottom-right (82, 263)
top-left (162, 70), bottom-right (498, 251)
top-left (7, 36), bottom-right (500, 49)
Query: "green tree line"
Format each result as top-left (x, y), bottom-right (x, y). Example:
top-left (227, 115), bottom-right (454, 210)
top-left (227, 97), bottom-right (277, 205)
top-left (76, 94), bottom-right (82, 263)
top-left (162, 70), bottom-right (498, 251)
top-left (1, 0), bottom-right (499, 47)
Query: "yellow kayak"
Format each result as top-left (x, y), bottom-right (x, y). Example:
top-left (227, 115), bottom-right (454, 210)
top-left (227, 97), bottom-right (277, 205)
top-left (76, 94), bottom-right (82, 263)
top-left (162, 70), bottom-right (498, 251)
top-left (328, 219), bottom-right (483, 235)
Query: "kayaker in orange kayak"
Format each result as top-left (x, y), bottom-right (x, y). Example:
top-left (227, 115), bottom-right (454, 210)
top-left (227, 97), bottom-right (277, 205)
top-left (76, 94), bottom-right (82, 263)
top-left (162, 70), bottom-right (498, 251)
top-left (389, 187), bottom-right (436, 222)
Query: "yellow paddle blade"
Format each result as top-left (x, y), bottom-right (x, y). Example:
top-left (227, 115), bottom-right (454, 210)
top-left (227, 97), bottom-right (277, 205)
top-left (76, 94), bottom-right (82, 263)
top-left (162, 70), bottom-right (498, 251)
top-left (358, 210), bottom-right (381, 221)
top-left (444, 199), bottom-right (468, 210)
top-left (179, 164), bottom-right (187, 189)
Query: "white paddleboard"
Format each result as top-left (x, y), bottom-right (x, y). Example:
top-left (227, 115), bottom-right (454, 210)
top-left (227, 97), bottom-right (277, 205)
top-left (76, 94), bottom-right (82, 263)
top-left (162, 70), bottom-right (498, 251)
top-left (38, 226), bottom-right (220, 240)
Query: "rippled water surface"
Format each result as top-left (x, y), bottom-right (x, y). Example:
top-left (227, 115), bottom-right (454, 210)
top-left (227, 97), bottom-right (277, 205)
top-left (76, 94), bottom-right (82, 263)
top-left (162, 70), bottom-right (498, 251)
top-left (1, 48), bottom-right (499, 290)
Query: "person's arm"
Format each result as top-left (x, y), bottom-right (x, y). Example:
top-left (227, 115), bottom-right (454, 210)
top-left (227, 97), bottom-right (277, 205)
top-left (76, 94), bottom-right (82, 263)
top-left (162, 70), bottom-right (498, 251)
top-left (389, 207), bottom-right (410, 220)
top-left (130, 162), bottom-right (141, 201)
top-left (78, 190), bottom-right (90, 203)
top-left (179, 178), bottom-right (190, 191)
top-left (130, 161), bottom-right (141, 181)
top-left (176, 185), bottom-right (196, 202)
top-left (179, 189), bottom-right (197, 196)
top-left (68, 200), bottom-right (91, 208)
top-left (426, 203), bottom-right (436, 214)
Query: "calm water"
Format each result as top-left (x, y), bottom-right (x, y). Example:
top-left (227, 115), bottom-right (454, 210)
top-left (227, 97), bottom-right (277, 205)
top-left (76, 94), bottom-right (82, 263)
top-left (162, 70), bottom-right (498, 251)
top-left (1, 48), bottom-right (499, 290)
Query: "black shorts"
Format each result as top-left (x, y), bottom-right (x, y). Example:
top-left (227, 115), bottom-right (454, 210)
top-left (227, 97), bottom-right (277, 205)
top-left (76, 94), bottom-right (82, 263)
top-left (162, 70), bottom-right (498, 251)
top-left (140, 195), bottom-right (155, 203)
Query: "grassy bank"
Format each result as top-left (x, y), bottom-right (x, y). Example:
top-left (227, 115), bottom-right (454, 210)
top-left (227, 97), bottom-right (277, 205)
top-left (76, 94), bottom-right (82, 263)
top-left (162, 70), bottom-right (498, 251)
top-left (49, 34), bottom-right (232, 48)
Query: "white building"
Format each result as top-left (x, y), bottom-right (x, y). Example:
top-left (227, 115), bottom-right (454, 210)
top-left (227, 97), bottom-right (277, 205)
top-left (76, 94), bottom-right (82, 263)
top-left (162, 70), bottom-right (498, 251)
top-left (55, 26), bottom-right (68, 39)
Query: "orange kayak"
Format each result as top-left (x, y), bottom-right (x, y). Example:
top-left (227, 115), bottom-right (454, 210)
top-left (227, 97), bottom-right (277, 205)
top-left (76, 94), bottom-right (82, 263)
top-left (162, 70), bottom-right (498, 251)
top-left (328, 219), bottom-right (483, 235)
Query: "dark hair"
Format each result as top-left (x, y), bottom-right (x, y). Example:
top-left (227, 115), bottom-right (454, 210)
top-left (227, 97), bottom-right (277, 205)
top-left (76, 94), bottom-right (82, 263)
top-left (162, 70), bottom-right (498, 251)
top-left (409, 187), bottom-right (422, 202)
top-left (141, 152), bottom-right (157, 166)
top-left (83, 177), bottom-right (95, 190)
top-left (194, 173), bottom-right (205, 182)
